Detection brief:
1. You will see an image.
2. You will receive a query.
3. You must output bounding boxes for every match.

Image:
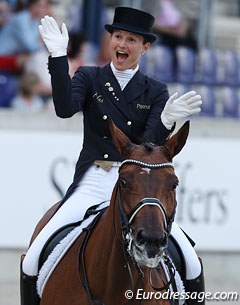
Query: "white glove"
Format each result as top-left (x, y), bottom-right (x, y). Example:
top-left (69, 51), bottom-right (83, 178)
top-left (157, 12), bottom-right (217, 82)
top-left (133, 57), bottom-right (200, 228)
top-left (161, 91), bottom-right (202, 129)
top-left (39, 15), bottom-right (69, 57)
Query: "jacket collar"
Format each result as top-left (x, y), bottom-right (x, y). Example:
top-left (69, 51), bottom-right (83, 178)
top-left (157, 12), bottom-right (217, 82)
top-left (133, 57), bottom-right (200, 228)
top-left (99, 64), bottom-right (148, 104)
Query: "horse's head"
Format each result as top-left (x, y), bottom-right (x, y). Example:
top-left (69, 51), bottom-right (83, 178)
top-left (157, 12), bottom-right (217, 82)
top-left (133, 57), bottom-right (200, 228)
top-left (109, 119), bottom-right (189, 268)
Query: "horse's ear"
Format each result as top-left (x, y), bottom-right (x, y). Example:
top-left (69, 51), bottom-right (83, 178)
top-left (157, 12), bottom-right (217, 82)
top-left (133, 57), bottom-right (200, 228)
top-left (108, 117), bottom-right (134, 158)
top-left (164, 121), bottom-right (190, 159)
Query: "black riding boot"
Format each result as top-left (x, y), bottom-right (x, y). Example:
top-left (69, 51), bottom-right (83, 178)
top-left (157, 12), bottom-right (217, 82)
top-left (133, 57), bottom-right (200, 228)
top-left (20, 257), bottom-right (40, 305)
top-left (185, 258), bottom-right (205, 305)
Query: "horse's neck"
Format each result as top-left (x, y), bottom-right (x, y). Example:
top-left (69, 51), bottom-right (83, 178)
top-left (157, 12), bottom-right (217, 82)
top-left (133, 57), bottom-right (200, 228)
top-left (90, 200), bottom-right (125, 262)
top-left (83, 190), bottom-right (132, 280)
top-left (82, 194), bottom-right (170, 304)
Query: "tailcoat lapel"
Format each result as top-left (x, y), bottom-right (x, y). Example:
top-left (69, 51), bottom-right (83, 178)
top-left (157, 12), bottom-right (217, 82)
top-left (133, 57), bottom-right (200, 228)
top-left (123, 70), bottom-right (148, 103)
top-left (98, 64), bottom-right (148, 122)
top-left (99, 64), bottom-right (129, 118)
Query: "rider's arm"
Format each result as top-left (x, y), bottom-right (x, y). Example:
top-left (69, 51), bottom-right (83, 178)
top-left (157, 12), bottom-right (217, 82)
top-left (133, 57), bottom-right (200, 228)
top-left (48, 56), bottom-right (90, 118)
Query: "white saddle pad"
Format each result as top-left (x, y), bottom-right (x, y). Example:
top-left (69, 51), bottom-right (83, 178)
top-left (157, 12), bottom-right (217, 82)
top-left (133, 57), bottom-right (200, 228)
top-left (37, 201), bottom-right (109, 297)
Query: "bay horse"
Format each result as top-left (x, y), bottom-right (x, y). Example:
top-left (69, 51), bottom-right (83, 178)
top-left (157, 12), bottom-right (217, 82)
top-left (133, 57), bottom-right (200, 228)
top-left (29, 120), bottom-right (190, 305)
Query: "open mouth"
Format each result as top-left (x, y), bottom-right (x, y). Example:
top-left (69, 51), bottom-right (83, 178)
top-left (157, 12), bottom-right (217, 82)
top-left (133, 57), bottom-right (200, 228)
top-left (131, 243), bottom-right (163, 268)
top-left (116, 50), bottom-right (129, 63)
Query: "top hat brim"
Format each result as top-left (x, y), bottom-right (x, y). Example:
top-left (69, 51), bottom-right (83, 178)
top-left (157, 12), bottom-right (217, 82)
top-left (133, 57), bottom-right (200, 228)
top-left (105, 24), bottom-right (158, 43)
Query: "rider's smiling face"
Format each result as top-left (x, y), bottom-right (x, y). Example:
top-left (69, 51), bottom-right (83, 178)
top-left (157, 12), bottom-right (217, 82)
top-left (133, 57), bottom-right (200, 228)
top-left (109, 30), bottom-right (150, 71)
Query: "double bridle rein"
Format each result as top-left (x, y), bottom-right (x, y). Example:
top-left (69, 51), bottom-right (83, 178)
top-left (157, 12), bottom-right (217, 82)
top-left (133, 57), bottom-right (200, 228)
top-left (78, 158), bottom-right (178, 305)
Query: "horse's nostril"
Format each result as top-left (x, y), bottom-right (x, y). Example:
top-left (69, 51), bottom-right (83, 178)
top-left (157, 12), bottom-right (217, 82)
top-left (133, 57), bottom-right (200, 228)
top-left (136, 230), bottom-right (167, 257)
top-left (136, 230), bottom-right (167, 248)
top-left (136, 230), bottom-right (146, 246)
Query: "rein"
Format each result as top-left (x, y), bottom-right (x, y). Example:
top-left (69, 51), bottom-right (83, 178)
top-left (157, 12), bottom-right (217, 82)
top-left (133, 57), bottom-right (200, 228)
top-left (78, 208), bottom-right (106, 305)
top-left (78, 158), bottom-right (178, 305)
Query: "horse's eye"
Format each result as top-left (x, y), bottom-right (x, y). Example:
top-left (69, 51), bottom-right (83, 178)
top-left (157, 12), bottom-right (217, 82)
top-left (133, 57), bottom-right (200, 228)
top-left (172, 181), bottom-right (179, 190)
top-left (119, 179), bottom-right (127, 188)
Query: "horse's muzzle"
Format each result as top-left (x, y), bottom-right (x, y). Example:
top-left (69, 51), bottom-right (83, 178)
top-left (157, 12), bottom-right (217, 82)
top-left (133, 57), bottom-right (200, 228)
top-left (131, 229), bottom-right (167, 268)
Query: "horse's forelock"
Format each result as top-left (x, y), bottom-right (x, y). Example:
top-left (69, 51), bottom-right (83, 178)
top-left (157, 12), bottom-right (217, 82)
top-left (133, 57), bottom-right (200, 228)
top-left (141, 143), bottom-right (173, 162)
top-left (143, 142), bottom-right (157, 152)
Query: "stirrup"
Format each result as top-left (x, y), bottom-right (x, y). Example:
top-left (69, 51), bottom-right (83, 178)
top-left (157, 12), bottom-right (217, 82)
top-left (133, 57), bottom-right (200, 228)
top-left (185, 258), bottom-right (205, 304)
top-left (20, 255), bottom-right (40, 305)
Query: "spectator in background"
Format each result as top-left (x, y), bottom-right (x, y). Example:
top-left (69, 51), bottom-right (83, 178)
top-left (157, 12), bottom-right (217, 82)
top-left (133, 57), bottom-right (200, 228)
top-left (0, 0), bottom-right (27, 75)
top-left (67, 32), bottom-right (87, 77)
top-left (142, 0), bottom-right (197, 52)
top-left (12, 0), bottom-right (28, 12)
top-left (0, 0), bottom-right (11, 29)
top-left (0, 0), bottom-right (52, 55)
top-left (23, 47), bottom-right (53, 101)
top-left (81, 0), bottom-right (105, 47)
top-left (0, 0), bottom-right (53, 76)
top-left (0, 0), bottom-right (53, 110)
top-left (153, 0), bottom-right (197, 51)
top-left (66, 0), bottom-right (110, 66)
top-left (11, 72), bottom-right (45, 113)
top-left (0, 54), bottom-right (28, 74)
top-left (97, 24), bottom-right (111, 66)
top-left (67, 0), bottom-right (83, 34)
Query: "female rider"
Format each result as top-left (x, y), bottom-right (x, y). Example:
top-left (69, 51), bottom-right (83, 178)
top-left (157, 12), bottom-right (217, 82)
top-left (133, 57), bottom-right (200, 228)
top-left (21, 7), bottom-right (204, 305)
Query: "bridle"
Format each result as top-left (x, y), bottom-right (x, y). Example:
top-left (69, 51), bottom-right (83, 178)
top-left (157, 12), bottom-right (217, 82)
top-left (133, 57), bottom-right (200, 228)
top-left (117, 158), bottom-right (177, 248)
top-left (117, 159), bottom-right (179, 301)
top-left (116, 159), bottom-right (178, 303)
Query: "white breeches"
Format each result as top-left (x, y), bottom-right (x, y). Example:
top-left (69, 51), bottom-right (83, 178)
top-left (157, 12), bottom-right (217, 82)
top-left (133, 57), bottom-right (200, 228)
top-left (22, 164), bottom-right (201, 279)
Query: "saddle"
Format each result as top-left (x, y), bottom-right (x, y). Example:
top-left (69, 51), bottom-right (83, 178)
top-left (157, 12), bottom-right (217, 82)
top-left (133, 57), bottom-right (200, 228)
top-left (38, 207), bottom-right (186, 284)
top-left (38, 206), bottom-right (106, 271)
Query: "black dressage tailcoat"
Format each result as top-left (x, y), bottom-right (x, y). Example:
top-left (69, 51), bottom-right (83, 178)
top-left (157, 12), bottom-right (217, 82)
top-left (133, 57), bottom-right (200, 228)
top-left (48, 56), bottom-right (173, 201)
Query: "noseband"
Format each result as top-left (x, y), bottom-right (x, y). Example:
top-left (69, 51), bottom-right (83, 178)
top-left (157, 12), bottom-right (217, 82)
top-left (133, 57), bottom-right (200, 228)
top-left (118, 159), bottom-right (176, 248)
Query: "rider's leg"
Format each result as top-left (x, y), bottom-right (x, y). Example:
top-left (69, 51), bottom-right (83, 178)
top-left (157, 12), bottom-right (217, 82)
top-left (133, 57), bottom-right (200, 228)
top-left (185, 258), bottom-right (205, 305)
top-left (171, 223), bottom-right (205, 304)
top-left (20, 256), bottom-right (40, 305)
top-left (20, 165), bottom-right (119, 304)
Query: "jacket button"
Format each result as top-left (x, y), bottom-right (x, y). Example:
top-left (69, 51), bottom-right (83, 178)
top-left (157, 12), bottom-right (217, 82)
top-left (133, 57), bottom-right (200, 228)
top-left (103, 136), bottom-right (108, 139)
top-left (127, 121), bottom-right (132, 126)
top-left (103, 115), bottom-right (108, 120)
top-left (104, 154), bottom-right (109, 159)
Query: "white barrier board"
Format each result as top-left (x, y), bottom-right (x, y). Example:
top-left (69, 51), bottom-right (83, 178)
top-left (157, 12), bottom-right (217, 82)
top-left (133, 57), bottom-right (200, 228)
top-left (0, 130), bottom-right (239, 251)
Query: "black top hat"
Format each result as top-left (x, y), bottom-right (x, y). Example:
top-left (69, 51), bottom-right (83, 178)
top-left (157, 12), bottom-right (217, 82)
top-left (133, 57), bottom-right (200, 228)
top-left (105, 7), bottom-right (157, 43)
